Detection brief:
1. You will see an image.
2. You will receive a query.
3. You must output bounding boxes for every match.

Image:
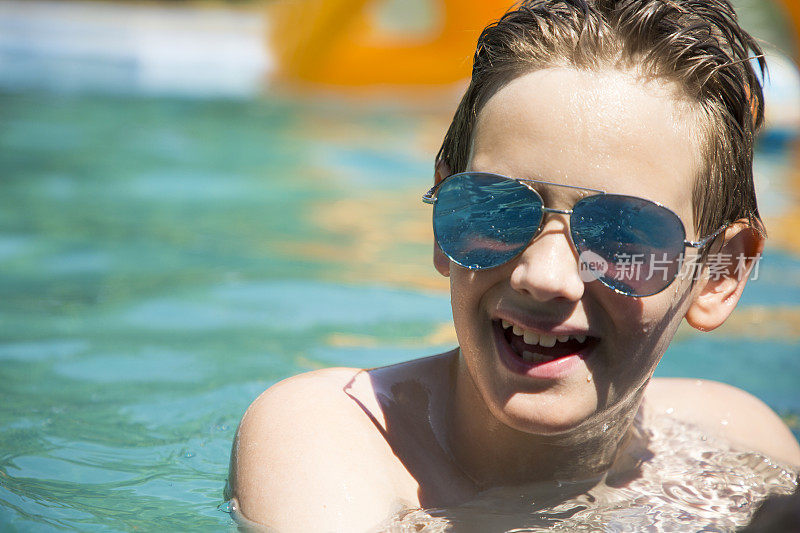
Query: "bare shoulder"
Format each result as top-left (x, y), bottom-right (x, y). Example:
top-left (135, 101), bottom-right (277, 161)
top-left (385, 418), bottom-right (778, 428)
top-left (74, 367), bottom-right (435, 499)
top-left (644, 377), bottom-right (800, 468)
top-left (227, 367), bottom-right (409, 532)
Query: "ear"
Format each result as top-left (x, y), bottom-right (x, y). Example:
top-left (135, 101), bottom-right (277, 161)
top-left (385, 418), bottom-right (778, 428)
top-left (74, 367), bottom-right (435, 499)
top-left (433, 160), bottom-right (451, 277)
top-left (685, 221), bottom-right (765, 332)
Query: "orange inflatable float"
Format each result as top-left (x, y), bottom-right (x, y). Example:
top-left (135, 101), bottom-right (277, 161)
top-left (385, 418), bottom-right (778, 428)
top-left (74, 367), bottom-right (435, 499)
top-left (268, 0), bottom-right (512, 86)
top-left (775, 0), bottom-right (800, 59)
top-left (269, 0), bottom-right (799, 87)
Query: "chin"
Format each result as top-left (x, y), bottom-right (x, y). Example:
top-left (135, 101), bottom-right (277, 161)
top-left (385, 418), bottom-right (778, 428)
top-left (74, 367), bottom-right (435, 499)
top-left (494, 392), bottom-right (598, 435)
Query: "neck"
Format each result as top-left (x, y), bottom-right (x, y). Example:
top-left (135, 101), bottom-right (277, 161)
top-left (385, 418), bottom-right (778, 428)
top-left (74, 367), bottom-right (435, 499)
top-left (444, 352), bottom-right (647, 491)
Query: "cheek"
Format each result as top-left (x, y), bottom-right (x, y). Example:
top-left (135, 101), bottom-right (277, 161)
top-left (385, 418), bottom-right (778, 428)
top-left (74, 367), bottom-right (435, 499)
top-left (448, 266), bottom-right (509, 366)
top-left (449, 266), bottom-right (499, 317)
top-left (448, 269), bottom-right (488, 351)
top-left (449, 269), bottom-right (476, 319)
top-left (597, 291), bottom-right (681, 376)
top-left (610, 293), bottom-right (692, 382)
top-left (602, 284), bottom-right (687, 339)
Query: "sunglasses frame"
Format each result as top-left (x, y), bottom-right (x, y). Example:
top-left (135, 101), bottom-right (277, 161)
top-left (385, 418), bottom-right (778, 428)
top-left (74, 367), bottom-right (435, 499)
top-left (423, 171), bottom-right (727, 296)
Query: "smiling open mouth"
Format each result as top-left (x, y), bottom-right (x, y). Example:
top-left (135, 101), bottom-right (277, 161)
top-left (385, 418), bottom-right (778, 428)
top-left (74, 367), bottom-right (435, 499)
top-left (497, 319), bottom-right (597, 365)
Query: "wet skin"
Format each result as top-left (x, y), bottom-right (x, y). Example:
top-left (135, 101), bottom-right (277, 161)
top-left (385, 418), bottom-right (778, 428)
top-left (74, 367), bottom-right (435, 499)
top-left (437, 67), bottom-right (706, 486)
top-left (227, 67), bottom-right (798, 532)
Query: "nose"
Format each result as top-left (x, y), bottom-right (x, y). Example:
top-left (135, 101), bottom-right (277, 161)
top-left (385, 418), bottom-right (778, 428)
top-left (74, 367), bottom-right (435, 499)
top-left (509, 215), bottom-right (585, 302)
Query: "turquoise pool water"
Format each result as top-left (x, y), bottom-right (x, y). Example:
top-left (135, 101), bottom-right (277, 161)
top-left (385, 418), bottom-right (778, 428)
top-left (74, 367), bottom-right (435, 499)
top-left (0, 90), bottom-right (798, 531)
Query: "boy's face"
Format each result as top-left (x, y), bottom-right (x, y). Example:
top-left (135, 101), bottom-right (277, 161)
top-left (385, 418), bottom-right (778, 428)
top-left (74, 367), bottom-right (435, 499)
top-left (445, 68), bottom-right (705, 434)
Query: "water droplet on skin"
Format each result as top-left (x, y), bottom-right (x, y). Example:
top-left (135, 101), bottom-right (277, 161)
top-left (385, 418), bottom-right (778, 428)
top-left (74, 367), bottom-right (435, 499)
top-left (666, 407), bottom-right (674, 415)
top-left (720, 419), bottom-right (729, 426)
top-left (586, 374), bottom-right (592, 382)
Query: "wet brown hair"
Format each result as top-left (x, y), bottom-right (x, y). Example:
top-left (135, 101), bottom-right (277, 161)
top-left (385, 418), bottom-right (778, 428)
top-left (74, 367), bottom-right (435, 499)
top-left (436, 0), bottom-right (766, 238)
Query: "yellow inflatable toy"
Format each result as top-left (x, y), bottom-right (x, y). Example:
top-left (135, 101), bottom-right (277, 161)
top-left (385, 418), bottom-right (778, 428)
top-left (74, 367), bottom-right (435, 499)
top-left (269, 0), bottom-right (800, 87)
top-left (269, 0), bottom-right (512, 86)
top-left (776, 0), bottom-right (800, 59)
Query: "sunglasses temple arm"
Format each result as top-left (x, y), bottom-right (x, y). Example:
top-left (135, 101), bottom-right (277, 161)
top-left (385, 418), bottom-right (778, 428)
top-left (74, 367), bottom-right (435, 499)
top-left (685, 224), bottom-right (727, 248)
top-left (422, 184), bottom-right (438, 204)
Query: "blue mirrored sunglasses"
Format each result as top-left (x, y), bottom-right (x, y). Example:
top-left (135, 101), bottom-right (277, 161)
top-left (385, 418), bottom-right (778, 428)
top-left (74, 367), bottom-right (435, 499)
top-left (423, 172), bottom-right (725, 297)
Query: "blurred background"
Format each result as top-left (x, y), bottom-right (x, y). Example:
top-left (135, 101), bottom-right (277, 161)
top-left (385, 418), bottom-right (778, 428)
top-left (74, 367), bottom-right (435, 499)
top-left (0, 0), bottom-right (798, 530)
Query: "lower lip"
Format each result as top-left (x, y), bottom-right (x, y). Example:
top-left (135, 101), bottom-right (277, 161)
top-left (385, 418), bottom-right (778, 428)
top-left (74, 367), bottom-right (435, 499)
top-left (494, 322), bottom-right (592, 380)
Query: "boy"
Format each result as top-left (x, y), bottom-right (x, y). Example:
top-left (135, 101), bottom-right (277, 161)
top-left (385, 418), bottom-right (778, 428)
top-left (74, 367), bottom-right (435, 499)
top-left (227, 0), bottom-right (800, 531)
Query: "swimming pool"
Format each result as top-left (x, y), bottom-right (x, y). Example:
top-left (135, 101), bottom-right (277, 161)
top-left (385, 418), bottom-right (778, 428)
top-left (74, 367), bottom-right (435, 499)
top-left (0, 86), bottom-right (798, 531)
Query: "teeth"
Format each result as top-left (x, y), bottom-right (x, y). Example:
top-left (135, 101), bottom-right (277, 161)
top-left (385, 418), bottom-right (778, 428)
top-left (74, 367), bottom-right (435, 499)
top-left (539, 334), bottom-right (556, 347)
top-left (501, 320), bottom-right (590, 347)
top-left (523, 330), bottom-right (540, 345)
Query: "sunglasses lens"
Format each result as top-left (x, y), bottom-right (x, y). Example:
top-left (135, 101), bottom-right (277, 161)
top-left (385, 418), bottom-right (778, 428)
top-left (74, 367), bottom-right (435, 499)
top-left (433, 173), bottom-right (544, 269)
top-left (572, 195), bottom-right (686, 296)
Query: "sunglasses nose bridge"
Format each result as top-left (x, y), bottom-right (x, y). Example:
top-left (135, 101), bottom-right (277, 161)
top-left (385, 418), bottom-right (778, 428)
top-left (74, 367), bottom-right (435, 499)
top-left (541, 207), bottom-right (573, 216)
top-left (526, 206), bottom-right (578, 257)
top-left (535, 207), bottom-right (577, 252)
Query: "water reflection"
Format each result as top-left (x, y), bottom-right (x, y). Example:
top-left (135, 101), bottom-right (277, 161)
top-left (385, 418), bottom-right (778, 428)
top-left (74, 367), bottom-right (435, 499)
top-left (380, 417), bottom-right (797, 532)
top-left (0, 1), bottom-right (798, 530)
